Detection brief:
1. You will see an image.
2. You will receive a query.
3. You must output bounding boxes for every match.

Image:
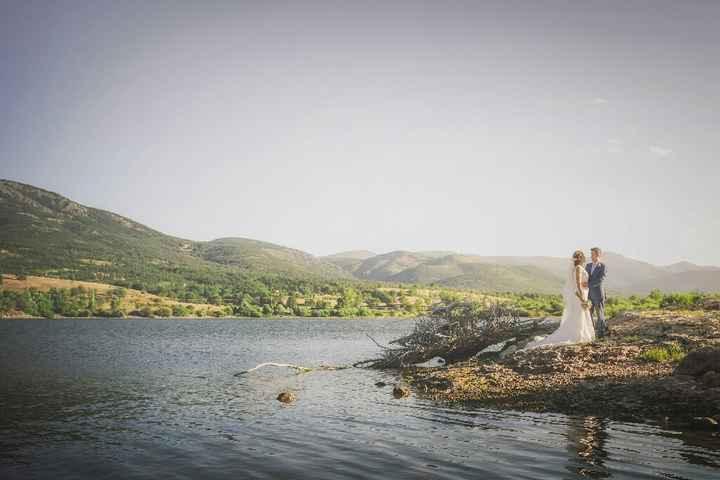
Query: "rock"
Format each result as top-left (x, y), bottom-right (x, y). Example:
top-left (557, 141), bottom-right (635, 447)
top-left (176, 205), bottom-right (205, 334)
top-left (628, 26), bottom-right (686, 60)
top-left (413, 356), bottom-right (446, 368)
top-left (277, 391), bottom-right (296, 403)
top-left (703, 300), bottom-right (720, 311)
top-left (375, 381), bottom-right (387, 387)
top-left (393, 384), bottom-right (411, 398)
top-left (675, 348), bottom-right (720, 377)
top-left (701, 371), bottom-right (720, 388)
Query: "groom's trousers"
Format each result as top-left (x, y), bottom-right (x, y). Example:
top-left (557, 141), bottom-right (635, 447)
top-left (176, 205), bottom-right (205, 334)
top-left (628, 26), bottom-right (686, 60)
top-left (589, 293), bottom-right (606, 337)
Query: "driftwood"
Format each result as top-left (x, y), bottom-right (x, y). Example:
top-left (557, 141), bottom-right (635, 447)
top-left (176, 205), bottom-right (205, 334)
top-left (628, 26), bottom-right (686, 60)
top-left (234, 362), bottom-right (350, 376)
top-left (361, 301), bottom-right (553, 369)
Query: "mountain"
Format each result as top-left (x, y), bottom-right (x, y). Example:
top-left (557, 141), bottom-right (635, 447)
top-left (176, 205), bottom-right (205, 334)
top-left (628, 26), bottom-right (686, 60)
top-left (196, 237), bottom-right (348, 278)
top-left (321, 250), bottom-right (378, 274)
top-left (324, 250), bottom-right (377, 260)
top-left (625, 271), bottom-right (720, 295)
top-left (388, 255), bottom-right (564, 293)
top-left (0, 180), bottom-right (349, 284)
top-left (350, 251), bottom-right (437, 281)
top-left (2, 179), bottom-right (718, 296)
top-left (663, 261), bottom-right (720, 274)
top-left (326, 248), bottom-right (720, 294)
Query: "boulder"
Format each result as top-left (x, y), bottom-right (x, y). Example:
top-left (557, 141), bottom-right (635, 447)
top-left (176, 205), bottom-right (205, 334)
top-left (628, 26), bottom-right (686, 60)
top-left (277, 391), bottom-right (296, 403)
top-left (675, 348), bottom-right (720, 377)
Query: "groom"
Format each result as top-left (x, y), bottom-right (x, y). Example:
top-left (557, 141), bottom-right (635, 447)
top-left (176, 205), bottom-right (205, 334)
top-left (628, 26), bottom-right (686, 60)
top-left (585, 247), bottom-right (608, 338)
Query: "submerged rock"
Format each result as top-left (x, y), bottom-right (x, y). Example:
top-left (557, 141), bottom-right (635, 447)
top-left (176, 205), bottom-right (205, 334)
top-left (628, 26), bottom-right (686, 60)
top-left (393, 384), bottom-right (411, 398)
top-left (375, 381), bottom-right (387, 387)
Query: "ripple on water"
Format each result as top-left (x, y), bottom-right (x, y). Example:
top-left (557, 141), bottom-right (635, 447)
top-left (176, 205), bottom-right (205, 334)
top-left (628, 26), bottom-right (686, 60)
top-left (0, 318), bottom-right (718, 479)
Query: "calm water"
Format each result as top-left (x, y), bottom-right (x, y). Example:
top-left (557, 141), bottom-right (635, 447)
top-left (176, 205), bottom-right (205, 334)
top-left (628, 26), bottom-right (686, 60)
top-left (1, 319), bottom-right (718, 479)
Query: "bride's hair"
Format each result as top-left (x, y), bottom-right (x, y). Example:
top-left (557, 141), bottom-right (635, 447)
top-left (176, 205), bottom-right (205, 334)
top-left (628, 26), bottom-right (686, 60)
top-left (572, 250), bottom-right (586, 266)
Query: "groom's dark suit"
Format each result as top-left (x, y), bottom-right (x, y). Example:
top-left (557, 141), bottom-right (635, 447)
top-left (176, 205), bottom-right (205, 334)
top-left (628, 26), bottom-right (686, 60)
top-left (586, 262), bottom-right (608, 337)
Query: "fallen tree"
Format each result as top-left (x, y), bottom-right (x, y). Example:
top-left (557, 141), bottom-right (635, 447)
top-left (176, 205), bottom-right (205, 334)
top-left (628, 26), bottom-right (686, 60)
top-left (358, 301), bottom-right (556, 369)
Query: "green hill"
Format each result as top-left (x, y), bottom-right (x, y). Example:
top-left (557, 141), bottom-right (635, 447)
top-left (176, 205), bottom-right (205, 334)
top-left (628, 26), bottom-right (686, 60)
top-left (0, 179), bottom-right (348, 291)
top-left (196, 237), bottom-right (348, 278)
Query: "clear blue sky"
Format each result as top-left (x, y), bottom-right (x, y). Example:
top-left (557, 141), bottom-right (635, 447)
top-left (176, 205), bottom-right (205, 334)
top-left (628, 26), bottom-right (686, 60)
top-left (2, 1), bottom-right (719, 265)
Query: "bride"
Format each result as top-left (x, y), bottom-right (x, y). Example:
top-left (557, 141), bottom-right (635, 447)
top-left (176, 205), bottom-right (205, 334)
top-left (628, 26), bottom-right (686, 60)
top-left (522, 250), bottom-right (595, 350)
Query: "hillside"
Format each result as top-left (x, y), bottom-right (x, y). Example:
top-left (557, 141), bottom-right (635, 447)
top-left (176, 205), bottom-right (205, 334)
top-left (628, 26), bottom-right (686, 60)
top-left (196, 237), bottom-right (349, 278)
top-left (327, 249), bottom-right (720, 294)
top-left (2, 179), bottom-right (718, 299)
top-left (663, 261), bottom-right (720, 274)
top-left (0, 180), bottom-right (348, 287)
top-left (320, 250), bottom-right (377, 274)
top-left (324, 250), bottom-right (377, 260)
top-left (350, 251), bottom-right (438, 281)
top-left (625, 271), bottom-right (720, 295)
top-left (389, 255), bottom-right (564, 293)
top-left (0, 274), bottom-right (227, 317)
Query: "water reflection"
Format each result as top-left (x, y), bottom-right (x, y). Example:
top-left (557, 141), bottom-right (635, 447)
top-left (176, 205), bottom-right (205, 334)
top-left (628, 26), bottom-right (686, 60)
top-left (564, 416), bottom-right (610, 478)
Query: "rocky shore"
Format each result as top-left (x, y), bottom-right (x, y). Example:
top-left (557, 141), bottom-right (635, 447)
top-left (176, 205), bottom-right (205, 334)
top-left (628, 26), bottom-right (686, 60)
top-left (406, 310), bottom-right (720, 427)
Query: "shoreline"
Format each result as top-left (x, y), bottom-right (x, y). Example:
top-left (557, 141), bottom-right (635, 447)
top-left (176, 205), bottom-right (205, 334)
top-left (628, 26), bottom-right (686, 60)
top-left (405, 309), bottom-right (720, 426)
top-left (0, 314), bottom-right (420, 320)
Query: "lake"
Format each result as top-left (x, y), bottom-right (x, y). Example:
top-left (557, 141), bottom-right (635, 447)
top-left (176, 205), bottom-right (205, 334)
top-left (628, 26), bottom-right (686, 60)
top-left (1, 318), bottom-right (719, 479)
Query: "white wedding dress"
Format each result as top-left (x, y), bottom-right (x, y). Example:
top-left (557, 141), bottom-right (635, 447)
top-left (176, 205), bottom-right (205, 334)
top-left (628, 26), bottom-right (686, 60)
top-left (523, 265), bottom-right (595, 350)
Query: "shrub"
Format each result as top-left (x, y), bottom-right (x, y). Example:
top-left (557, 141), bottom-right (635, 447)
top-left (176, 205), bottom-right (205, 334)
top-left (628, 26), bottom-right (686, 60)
top-left (660, 292), bottom-right (702, 309)
top-left (639, 344), bottom-right (686, 363)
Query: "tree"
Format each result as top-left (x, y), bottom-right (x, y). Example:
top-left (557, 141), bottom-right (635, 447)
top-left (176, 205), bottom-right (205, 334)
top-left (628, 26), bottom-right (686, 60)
top-left (110, 296), bottom-right (127, 317)
top-left (35, 294), bottom-right (54, 318)
top-left (87, 289), bottom-right (97, 312)
top-left (17, 291), bottom-right (37, 316)
top-left (336, 288), bottom-right (360, 309)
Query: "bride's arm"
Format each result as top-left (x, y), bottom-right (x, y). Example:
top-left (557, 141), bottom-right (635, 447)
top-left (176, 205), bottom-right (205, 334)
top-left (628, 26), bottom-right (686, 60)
top-left (574, 266), bottom-right (587, 302)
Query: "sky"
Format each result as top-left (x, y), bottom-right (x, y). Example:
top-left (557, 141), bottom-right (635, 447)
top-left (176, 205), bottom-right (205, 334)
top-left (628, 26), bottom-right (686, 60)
top-left (1, 0), bottom-right (719, 266)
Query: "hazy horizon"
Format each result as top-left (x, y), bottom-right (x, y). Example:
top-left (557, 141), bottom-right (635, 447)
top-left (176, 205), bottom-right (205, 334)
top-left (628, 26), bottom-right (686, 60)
top-left (2, 1), bottom-right (719, 265)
